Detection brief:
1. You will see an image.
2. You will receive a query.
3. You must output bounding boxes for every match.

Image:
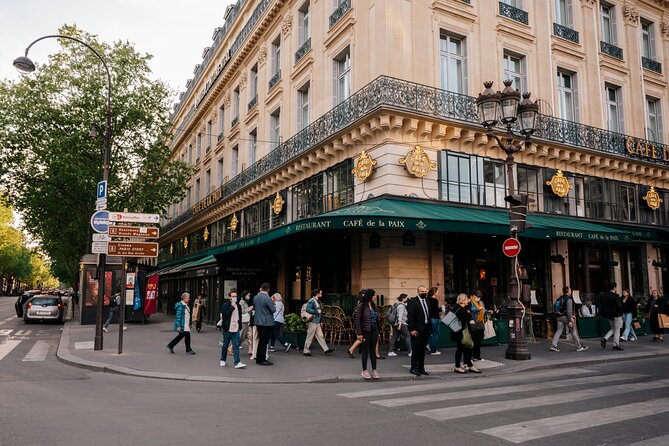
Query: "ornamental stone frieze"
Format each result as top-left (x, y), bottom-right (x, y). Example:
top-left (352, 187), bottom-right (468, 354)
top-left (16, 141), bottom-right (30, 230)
top-left (258, 46), bottom-right (268, 66)
top-left (623, 2), bottom-right (639, 27)
top-left (580, 0), bottom-right (597, 8)
top-left (281, 14), bottom-right (293, 37)
top-left (662, 18), bottom-right (669, 39)
top-left (224, 91), bottom-right (231, 108)
top-left (239, 71), bottom-right (248, 90)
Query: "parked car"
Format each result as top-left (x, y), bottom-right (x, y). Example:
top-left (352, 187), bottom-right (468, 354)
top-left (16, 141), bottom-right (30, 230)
top-left (24, 295), bottom-right (64, 324)
top-left (15, 290), bottom-right (42, 318)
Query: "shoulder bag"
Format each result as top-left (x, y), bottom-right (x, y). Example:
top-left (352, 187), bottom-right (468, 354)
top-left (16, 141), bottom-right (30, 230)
top-left (483, 318), bottom-right (497, 340)
top-left (461, 325), bottom-right (474, 349)
top-left (441, 310), bottom-right (462, 332)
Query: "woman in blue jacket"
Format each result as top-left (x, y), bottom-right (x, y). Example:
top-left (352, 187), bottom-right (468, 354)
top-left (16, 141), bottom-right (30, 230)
top-left (167, 292), bottom-right (196, 354)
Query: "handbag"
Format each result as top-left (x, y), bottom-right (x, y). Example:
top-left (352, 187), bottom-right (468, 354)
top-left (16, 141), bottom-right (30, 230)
top-left (461, 325), bottom-right (474, 349)
top-left (659, 313), bottom-right (669, 329)
top-left (632, 319), bottom-right (641, 330)
top-left (483, 319), bottom-right (497, 340)
top-left (441, 311), bottom-right (462, 332)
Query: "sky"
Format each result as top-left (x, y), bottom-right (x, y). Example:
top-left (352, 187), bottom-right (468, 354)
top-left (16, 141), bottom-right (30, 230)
top-left (0, 0), bottom-right (235, 99)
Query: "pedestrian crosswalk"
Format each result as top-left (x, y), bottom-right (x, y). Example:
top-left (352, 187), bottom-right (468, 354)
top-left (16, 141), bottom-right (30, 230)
top-left (337, 368), bottom-right (669, 444)
top-left (0, 339), bottom-right (55, 362)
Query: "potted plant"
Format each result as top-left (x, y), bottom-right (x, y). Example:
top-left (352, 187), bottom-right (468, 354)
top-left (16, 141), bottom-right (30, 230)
top-left (283, 313), bottom-right (307, 349)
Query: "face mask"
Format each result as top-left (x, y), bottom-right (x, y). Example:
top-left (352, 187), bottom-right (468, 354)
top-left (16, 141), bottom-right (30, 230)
top-left (475, 297), bottom-right (481, 302)
top-left (419, 293), bottom-right (427, 298)
top-left (231, 297), bottom-right (237, 303)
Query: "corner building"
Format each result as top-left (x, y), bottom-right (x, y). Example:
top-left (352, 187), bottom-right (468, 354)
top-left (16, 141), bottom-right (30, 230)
top-left (157, 0), bottom-right (669, 324)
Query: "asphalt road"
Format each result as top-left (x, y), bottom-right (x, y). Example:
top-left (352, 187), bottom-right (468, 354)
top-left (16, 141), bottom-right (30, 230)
top-left (2, 295), bottom-right (669, 446)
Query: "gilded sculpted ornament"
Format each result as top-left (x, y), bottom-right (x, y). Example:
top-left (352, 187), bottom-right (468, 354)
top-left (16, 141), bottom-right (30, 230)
top-left (546, 170), bottom-right (573, 198)
top-left (272, 192), bottom-right (285, 215)
top-left (203, 226), bottom-right (209, 241)
top-left (351, 150), bottom-right (377, 181)
top-left (643, 187), bottom-right (663, 211)
top-left (399, 145), bottom-right (437, 178)
top-left (169, 243), bottom-right (174, 255)
top-left (183, 237), bottom-right (189, 249)
top-left (230, 213), bottom-right (238, 231)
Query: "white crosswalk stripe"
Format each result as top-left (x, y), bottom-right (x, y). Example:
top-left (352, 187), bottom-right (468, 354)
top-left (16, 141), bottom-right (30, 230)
top-left (0, 339), bottom-right (53, 362)
top-left (22, 340), bottom-right (52, 362)
top-left (0, 339), bottom-right (22, 360)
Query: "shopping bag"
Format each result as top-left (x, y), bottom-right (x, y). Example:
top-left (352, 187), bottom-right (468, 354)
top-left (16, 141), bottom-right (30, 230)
top-left (441, 311), bottom-right (462, 332)
top-left (632, 319), bottom-right (641, 330)
top-left (483, 319), bottom-right (497, 340)
top-left (461, 326), bottom-right (474, 349)
top-left (658, 313), bottom-right (669, 329)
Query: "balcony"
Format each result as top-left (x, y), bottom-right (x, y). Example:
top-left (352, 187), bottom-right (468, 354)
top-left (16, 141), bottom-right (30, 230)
top-left (553, 23), bottom-right (579, 44)
top-left (218, 132), bottom-right (224, 142)
top-left (268, 70), bottom-right (281, 90)
top-left (295, 38), bottom-right (311, 64)
top-left (248, 96), bottom-right (258, 111)
top-left (600, 41), bottom-right (623, 60)
top-left (642, 56), bottom-right (662, 74)
top-left (499, 2), bottom-right (528, 25)
top-left (162, 75), bottom-right (669, 235)
top-left (231, 116), bottom-right (239, 128)
top-left (329, 0), bottom-right (351, 28)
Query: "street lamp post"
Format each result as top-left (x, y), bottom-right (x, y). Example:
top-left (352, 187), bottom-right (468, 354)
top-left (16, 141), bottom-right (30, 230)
top-left (476, 80), bottom-right (539, 361)
top-left (14, 35), bottom-right (112, 351)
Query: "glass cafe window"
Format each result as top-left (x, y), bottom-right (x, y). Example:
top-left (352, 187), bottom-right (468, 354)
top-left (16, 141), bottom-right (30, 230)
top-left (483, 160), bottom-right (506, 208)
top-left (517, 166), bottom-right (540, 212)
top-left (439, 152), bottom-right (506, 208)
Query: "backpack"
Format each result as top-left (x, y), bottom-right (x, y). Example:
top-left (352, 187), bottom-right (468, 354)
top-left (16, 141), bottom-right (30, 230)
top-left (386, 303), bottom-right (399, 325)
top-left (553, 296), bottom-right (568, 315)
top-left (109, 294), bottom-right (118, 308)
top-left (301, 300), bottom-right (314, 322)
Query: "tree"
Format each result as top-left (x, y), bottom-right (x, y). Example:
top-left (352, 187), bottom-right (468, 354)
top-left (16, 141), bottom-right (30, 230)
top-left (0, 195), bottom-right (33, 293)
top-left (0, 25), bottom-right (192, 286)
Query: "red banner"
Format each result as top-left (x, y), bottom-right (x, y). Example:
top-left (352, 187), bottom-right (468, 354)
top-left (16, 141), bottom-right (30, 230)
top-left (144, 275), bottom-right (158, 315)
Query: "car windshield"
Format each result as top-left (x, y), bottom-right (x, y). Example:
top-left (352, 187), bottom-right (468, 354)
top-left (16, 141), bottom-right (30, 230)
top-left (31, 298), bottom-right (58, 306)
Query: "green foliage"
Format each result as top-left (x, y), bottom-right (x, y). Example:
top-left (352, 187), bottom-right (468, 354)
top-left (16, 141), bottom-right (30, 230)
top-left (284, 313), bottom-right (306, 333)
top-left (0, 25), bottom-right (193, 286)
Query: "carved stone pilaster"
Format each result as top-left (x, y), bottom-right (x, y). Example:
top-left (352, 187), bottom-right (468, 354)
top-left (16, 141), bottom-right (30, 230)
top-left (281, 15), bottom-right (293, 38)
top-left (258, 46), bottom-right (268, 66)
top-left (224, 92), bottom-right (231, 108)
top-left (661, 17), bottom-right (669, 40)
top-left (623, 2), bottom-right (639, 27)
top-left (239, 72), bottom-right (248, 90)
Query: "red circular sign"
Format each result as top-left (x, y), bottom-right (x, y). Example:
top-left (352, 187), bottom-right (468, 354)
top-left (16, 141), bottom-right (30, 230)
top-left (502, 238), bottom-right (521, 257)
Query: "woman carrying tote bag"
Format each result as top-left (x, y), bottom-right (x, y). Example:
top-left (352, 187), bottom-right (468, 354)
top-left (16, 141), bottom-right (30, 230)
top-left (450, 293), bottom-right (481, 375)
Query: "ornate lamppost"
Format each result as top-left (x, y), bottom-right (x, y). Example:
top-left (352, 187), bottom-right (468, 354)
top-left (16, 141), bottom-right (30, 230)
top-left (14, 35), bottom-right (113, 351)
top-left (476, 80), bottom-right (539, 360)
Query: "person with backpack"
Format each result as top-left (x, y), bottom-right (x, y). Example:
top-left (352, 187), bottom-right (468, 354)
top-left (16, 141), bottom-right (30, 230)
top-left (103, 290), bottom-right (127, 333)
top-left (550, 286), bottom-right (588, 352)
top-left (388, 294), bottom-right (411, 357)
top-left (302, 288), bottom-right (334, 357)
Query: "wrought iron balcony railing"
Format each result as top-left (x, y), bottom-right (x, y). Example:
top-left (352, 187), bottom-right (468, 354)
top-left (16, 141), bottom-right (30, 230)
top-left (268, 70), bottom-right (281, 90)
top-left (601, 41), bottom-right (623, 60)
top-left (329, 0), bottom-right (351, 28)
top-left (162, 75), bottom-right (669, 235)
top-left (295, 38), bottom-right (312, 63)
top-left (248, 96), bottom-right (258, 111)
top-left (231, 116), bottom-right (239, 128)
top-left (553, 23), bottom-right (579, 44)
top-left (642, 56), bottom-right (662, 74)
top-left (499, 2), bottom-right (528, 25)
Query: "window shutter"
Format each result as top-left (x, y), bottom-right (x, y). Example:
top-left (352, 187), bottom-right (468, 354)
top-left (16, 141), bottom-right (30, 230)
top-left (573, 73), bottom-right (580, 122)
top-left (617, 87), bottom-right (625, 133)
top-left (611, 7), bottom-right (618, 46)
top-left (658, 101), bottom-right (664, 143)
top-left (649, 23), bottom-right (656, 60)
top-left (567, 0), bottom-right (573, 28)
top-left (462, 38), bottom-right (469, 95)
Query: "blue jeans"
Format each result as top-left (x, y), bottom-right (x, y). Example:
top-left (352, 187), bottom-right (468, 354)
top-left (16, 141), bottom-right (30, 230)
top-left (270, 321), bottom-right (288, 348)
top-left (221, 331), bottom-right (241, 365)
top-left (428, 318), bottom-right (441, 352)
top-left (622, 312), bottom-right (637, 340)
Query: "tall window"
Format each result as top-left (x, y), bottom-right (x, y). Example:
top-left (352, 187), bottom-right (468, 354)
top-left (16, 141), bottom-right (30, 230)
top-left (600, 3), bottom-right (616, 45)
top-left (646, 97), bottom-right (663, 143)
top-left (188, 144), bottom-right (193, 164)
top-left (205, 169), bottom-right (211, 194)
top-left (299, 1), bottom-right (310, 45)
top-left (186, 186), bottom-right (191, 208)
top-left (517, 166), bottom-right (540, 212)
top-left (195, 178), bottom-right (201, 202)
top-left (233, 87), bottom-right (240, 120)
top-left (196, 133), bottom-right (202, 161)
top-left (557, 70), bottom-right (577, 121)
top-left (270, 108), bottom-right (281, 149)
top-left (218, 105), bottom-right (225, 137)
top-left (249, 129), bottom-right (257, 165)
top-left (503, 51), bottom-right (526, 92)
top-left (231, 146), bottom-right (239, 177)
top-left (605, 84), bottom-right (623, 133)
top-left (206, 121), bottom-right (212, 150)
top-left (620, 185), bottom-right (637, 223)
top-left (440, 33), bottom-right (466, 94)
top-left (554, 0), bottom-right (572, 27)
top-left (250, 65), bottom-right (258, 100)
top-left (642, 21), bottom-right (655, 59)
top-left (502, 0), bottom-right (522, 7)
top-left (335, 48), bottom-right (351, 103)
top-left (217, 158), bottom-right (224, 185)
top-left (298, 83), bottom-right (310, 131)
top-left (271, 36), bottom-right (281, 77)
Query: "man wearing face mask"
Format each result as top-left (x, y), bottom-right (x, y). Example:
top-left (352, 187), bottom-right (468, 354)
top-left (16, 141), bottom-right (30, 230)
top-left (407, 285), bottom-right (432, 376)
top-left (219, 289), bottom-right (246, 369)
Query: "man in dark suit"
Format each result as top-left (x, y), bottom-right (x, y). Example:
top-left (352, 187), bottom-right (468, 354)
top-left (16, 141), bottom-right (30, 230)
top-left (600, 282), bottom-right (623, 351)
top-left (407, 285), bottom-right (432, 376)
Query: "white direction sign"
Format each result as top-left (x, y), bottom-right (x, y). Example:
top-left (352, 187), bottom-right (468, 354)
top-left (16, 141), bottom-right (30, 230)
top-left (96, 198), bottom-right (108, 210)
top-left (92, 234), bottom-right (110, 242)
top-left (109, 212), bottom-right (160, 224)
top-left (91, 241), bottom-right (108, 254)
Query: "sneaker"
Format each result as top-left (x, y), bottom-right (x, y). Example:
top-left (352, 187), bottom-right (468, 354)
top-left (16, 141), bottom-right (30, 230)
top-left (408, 352), bottom-right (412, 357)
top-left (576, 346), bottom-right (588, 352)
top-left (324, 348), bottom-right (334, 355)
top-left (284, 343), bottom-right (292, 352)
top-left (268, 346), bottom-right (276, 352)
top-left (361, 370), bottom-right (371, 380)
top-left (430, 351), bottom-right (442, 356)
top-left (620, 337), bottom-right (627, 342)
top-left (601, 338), bottom-right (607, 349)
top-left (187, 350), bottom-right (197, 355)
top-left (220, 361), bottom-right (226, 367)
top-left (218, 341), bottom-right (224, 347)
top-left (303, 352), bottom-right (312, 357)
top-left (372, 370), bottom-right (380, 379)
top-left (167, 345), bottom-right (174, 354)
top-left (122, 326), bottom-right (128, 331)
top-left (234, 362), bottom-right (246, 369)
top-left (550, 345), bottom-right (560, 352)
top-left (103, 327), bottom-right (109, 333)
top-left (387, 351), bottom-right (398, 357)
top-left (473, 357), bottom-right (484, 361)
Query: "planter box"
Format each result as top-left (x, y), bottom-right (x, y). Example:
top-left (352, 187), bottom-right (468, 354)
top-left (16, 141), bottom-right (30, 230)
top-left (283, 331), bottom-right (306, 349)
top-left (577, 317), bottom-right (599, 338)
top-left (436, 324), bottom-right (457, 348)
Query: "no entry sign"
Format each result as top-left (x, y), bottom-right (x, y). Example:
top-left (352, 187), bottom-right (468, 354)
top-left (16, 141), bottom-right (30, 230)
top-left (502, 238), bottom-right (521, 257)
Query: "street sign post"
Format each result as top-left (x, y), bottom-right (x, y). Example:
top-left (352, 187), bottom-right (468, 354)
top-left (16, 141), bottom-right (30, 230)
top-left (502, 238), bottom-right (521, 257)
top-left (91, 241), bottom-right (108, 254)
top-left (108, 225), bottom-right (159, 239)
top-left (109, 212), bottom-right (160, 224)
top-left (107, 241), bottom-right (158, 257)
top-left (92, 233), bottom-right (110, 242)
top-left (90, 210), bottom-right (111, 234)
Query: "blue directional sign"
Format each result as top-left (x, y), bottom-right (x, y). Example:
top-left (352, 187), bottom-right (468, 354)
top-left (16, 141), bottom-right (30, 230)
top-left (90, 210), bottom-right (111, 234)
top-left (97, 181), bottom-right (107, 199)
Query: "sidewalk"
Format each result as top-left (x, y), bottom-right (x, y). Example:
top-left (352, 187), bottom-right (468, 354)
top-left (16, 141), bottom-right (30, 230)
top-left (57, 315), bottom-right (669, 384)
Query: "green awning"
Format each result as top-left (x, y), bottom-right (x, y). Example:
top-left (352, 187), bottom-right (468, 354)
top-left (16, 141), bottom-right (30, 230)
top-left (525, 214), bottom-right (633, 242)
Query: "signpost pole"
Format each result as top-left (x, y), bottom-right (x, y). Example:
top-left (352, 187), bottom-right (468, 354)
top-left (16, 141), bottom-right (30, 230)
top-left (119, 257), bottom-right (126, 355)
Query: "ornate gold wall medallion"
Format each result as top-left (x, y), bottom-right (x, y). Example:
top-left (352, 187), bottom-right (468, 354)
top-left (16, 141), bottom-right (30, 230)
top-left (169, 243), bottom-right (174, 255)
top-left (230, 213), bottom-right (238, 231)
top-left (272, 192), bottom-right (285, 215)
top-left (352, 150), bottom-right (377, 181)
top-left (203, 226), bottom-right (209, 241)
top-left (546, 170), bottom-right (572, 197)
top-left (183, 237), bottom-right (189, 249)
top-left (643, 186), bottom-right (663, 210)
top-left (399, 145), bottom-right (437, 178)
